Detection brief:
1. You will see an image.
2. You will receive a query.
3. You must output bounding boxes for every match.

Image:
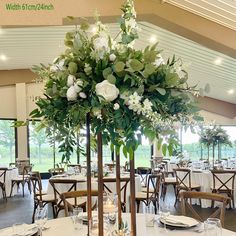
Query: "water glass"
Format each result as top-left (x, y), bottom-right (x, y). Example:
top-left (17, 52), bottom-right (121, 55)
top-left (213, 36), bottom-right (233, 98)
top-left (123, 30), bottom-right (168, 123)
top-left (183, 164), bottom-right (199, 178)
top-left (35, 207), bottom-right (48, 236)
top-left (72, 207), bottom-right (83, 230)
top-left (145, 205), bottom-right (155, 227)
top-left (204, 218), bottom-right (222, 236)
top-left (159, 203), bottom-right (170, 231)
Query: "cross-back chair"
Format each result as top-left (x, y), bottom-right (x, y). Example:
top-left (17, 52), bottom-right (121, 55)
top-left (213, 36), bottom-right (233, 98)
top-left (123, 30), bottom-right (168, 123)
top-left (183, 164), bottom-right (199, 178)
top-left (10, 165), bottom-right (32, 197)
top-left (103, 177), bottom-right (130, 212)
top-left (49, 178), bottom-right (86, 217)
top-left (60, 190), bottom-right (99, 216)
top-left (30, 172), bottom-right (57, 222)
top-left (180, 191), bottom-right (230, 227)
top-left (211, 170), bottom-right (236, 208)
top-left (174, 168), bottom-right (201, 205)
top-left (135, 173), bottom-right (162, 213)
top-left (137, 167), bottom-right (152, 187)
top-left (0, 168), bottom-right (8, 201)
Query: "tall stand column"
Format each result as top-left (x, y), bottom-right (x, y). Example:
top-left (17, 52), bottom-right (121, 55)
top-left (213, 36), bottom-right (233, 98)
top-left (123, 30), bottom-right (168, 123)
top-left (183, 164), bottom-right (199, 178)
top-left (129, 153), bottom-right (136, 236)
top-left (97, 132), bottom-right (104, 236)
top-left (86, 113), bottom-right (92, 235)
top-left (115, 147), bottom-right (122, 227)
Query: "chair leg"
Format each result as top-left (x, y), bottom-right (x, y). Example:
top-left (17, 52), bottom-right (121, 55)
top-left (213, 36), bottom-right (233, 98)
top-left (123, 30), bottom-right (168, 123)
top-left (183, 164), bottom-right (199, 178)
top-left (174, 189), bottom-right (179, 206)
top-left (32, 202), bottom-right (38, 223)
top-left (10, 181), bottom-right (15, 197)
top-left (22, 182), bottom-right (25, 197)
top-left (136, 200), bottom-right (140, 213)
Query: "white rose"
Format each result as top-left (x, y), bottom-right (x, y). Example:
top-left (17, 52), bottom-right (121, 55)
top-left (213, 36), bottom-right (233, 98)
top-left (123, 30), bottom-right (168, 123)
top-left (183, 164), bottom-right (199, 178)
top-left (66, 86), bottom-right (77, 101)
top-left (95, 80), bottom-right (119, 102)
top-left (67, 75), bottom-right (76, 87)
top-left (93, 36), bottom-right (109, 51)
top-left (76, 79), bottom-right (83, 87)
top-left (57, 59), bottom-right (65, 70)
top-left (109, 54), bottom-right (116, 62)
top-left (79, 92), bottom-right (87, 99)
top-left (73, 84), bottom-right (82, 93)
top-left (113, 103), bottom-right (120, 110)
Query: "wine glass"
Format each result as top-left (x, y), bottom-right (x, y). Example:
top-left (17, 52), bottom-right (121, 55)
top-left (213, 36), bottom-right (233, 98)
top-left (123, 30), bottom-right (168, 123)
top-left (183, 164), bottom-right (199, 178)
top-left (72, 207), bottom-right (83, 230)
top-left (159, 202), bottom-right (170, 232)
top-left (35, 206), bottom-right (48, 236)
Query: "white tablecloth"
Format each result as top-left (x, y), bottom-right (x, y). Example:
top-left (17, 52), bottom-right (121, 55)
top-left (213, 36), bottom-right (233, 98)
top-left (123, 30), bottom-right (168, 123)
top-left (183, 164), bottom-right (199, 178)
top-left (37, 214), bottom-right (236, 236)
top-left (0, 168), bottom-right (18, 198)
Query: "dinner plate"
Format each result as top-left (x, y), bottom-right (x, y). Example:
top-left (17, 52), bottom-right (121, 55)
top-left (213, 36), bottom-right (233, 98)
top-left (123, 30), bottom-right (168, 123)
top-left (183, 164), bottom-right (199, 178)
top-left (0, 224), bottom-right (38, 236)
top-left (160, 215), bottom-right (199, 228)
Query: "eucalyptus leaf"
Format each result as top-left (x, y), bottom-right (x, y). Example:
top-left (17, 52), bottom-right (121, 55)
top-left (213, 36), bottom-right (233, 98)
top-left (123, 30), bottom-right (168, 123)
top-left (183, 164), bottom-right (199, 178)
top-left (129, 59), bottom-right (143, 72)
top-left (107, 74), bottom-right (116, 84)
top-left (115, 61), bottom-right (125, 73)
top-left (103, 67), bottom-right (112, 79)
top-left (156, 87), bottom-right (166, 96)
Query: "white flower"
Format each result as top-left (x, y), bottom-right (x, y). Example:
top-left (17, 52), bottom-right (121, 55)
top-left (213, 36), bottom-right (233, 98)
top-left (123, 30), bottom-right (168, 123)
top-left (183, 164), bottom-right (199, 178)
top-left (50, 65), bottom-right (58, 72)
top-left (73, 84), bottom-right (82, 93)
top-left (79, 92), bottom-right (87, 99)
top-left (95, 80), bottom-right (119, 102)
top-left (66, 86), bottom-right (77, 101)
top-left (93, 36), bottom-right (109, 52)
top-left (113, 103), bottom-right (120, 110)
top-left (109, 54), bottom-right (116, 62)
top-left (84, 63), bottom-right (92, 75)
top-left (154, 55), bottom-right (164, 67)
top-left (67, 75), bottom-right (76, 87)
top-left (128, 92), bottom-right (142, 113)
top-left (76, 79), bottom-right (83, 87)
top-left (57, 59), bottom-right (65, 70)
top-left (125, 18), bottom-right (137, 29)
top-left (93, 109), bottom-right (102, 119)
top-left (143, 98), bottom-right (153, 112)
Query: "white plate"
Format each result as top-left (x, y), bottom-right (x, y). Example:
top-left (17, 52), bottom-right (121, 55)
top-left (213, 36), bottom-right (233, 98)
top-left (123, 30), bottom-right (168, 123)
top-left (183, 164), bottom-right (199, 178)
top-left (160, 215), bottom-right (199, 228)
top-left (0, 224), bottom-right (38, 236)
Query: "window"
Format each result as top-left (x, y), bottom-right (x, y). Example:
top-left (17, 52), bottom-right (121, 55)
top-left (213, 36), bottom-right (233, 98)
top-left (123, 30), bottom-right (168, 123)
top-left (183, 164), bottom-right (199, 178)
top-left (0, 119), bottom-right (16, 165)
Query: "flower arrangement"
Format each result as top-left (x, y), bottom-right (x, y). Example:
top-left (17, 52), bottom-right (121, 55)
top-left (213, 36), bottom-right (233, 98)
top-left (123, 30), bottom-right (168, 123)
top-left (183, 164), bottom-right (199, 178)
top-left (30, 0), bottom-right (203, 161)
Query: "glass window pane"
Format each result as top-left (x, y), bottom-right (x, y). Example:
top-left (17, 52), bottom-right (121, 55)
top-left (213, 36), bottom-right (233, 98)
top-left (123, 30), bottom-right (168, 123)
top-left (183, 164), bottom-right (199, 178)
top-left (0, 119), bottom-right (16, 166)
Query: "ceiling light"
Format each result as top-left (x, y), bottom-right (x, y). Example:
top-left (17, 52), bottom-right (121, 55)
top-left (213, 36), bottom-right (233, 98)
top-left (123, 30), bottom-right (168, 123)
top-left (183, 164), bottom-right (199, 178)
top-left (214, 58), bottom-right (222, 65)
top-left (149, 35), bottom-right (157, 43)
top-left (0, 54), bottom-right (7, 61)
top-left (227, 89), bottom-right (234, 95)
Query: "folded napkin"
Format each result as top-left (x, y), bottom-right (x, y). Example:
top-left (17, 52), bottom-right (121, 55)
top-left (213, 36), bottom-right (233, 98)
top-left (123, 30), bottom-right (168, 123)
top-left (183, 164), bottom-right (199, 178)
top-left (162, 215), bottom-right (199, 227)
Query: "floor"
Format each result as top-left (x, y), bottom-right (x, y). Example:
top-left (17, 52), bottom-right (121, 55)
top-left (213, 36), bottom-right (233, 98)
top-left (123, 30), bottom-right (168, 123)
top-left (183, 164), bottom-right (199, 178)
top-left (0, 182), bottom-right (236, 232)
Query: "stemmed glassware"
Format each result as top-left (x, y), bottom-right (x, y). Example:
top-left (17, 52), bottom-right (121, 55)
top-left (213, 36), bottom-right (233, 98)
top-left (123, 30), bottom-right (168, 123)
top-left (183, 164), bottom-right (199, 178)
top-left (72, 207), bottom-right (83, 230)
top-left (35, 206), bottom-right (48, 236)
top-left (159, 202), bottom-right (170, 232)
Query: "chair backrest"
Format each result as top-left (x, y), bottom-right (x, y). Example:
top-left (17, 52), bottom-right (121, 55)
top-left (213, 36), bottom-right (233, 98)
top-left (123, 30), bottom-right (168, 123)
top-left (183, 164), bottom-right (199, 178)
top-left (22, 165), bottom-right (33, 179)
top-left (146, 173), bottom-right (162, 201)
top-left (61, 190), bottom-right (99, 216)
top-left (124, 161), bottom-right (129, 171)
top-left (174, 168), bottom-right (192, 189)
top-left (0, 168), bottom-right (8, 184)
top-left (180, 191), bottom-right (230, 227)
top-left (211, 170), bottom-right (236, 192)
top-left (48, 168), bottom-right (65, 176)
top-left (103, 177), bottom-right (130, 212)
top-left (137, 167), bottom-right (152, 187)
top-left (29, 171), bottom-right (43, 201)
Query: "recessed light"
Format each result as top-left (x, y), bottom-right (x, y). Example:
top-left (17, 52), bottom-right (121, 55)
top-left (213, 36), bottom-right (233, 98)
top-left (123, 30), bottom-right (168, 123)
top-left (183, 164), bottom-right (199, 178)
top-left (0, 54), bottom-right (7, 61)
top-left (149, 35), bottom-right (157, 43)
top-left (227, 89), bottom-right (234, 95)
top-left (214, 58), bottom-right (222, 65)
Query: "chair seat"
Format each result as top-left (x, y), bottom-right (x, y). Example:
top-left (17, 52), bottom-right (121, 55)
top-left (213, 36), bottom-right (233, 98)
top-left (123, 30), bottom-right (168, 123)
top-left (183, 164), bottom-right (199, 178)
top-left (12, 176), bottom-right (25, 181)
top-left (36, 194), bottom-right (56, 202)
top-left (61, 197), bottom-right (87, 207)
top-left (141, 187), bottom-right (155, 193)
top-left (36, 190), bottom-right (47, 195)
top-left (179, 183), bottom-right (201, 190)
top-left (135, 192), bottom-right (150, 200)
top-left (163, 177), bottom-right (177, 184)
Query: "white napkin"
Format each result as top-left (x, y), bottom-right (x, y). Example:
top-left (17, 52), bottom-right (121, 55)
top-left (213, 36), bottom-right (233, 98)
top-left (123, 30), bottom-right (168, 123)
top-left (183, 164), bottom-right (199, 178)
top-left (163, 215), bottom-right (199, 227)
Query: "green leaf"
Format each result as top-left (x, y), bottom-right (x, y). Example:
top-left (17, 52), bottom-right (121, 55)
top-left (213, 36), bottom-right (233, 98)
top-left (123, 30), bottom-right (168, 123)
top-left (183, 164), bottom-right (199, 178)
top-left (162, 143), bottom-right (167, 156)
top-left (107, 74), bottom-right (116, 84)
top-left (80, 20), bottom-right (90, 31)
top-left (114, 61), bottom-right (125, 73)
top-left (103, 67), bottom-right (112, 79)
top-left (129, 59), bottom-right (143, 72)
top-left (156, 87), bottom-right (166, 95)
top-left (165, 73), bottom-right (179, 86)
top-left (144, 63), bottom-right (155, 75)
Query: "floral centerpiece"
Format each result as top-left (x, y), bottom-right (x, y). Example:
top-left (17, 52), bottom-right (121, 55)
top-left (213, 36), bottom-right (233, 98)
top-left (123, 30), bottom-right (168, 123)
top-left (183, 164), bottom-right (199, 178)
top-left (28, 0), bottom-right (204, 234)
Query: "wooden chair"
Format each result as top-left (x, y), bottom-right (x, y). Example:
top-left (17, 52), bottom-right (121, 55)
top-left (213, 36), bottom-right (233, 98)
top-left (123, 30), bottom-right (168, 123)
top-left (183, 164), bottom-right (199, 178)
top-left (0, 168), bottom-right (8, 201)
top-left (137, 167), bottom-right (152, 187)
top-left (49, 178), bottom-right (86, 217)
top-left (30, 172), bottom-right (57, 222)
top-left (60, 190), bottom-right (99, 216)
top-left (161, 171), bottom-right (177, 201)
top-left (10, 165), bottom-right (32, 197)
top-left (210, 170), bottom-right (236, 208)
top-left (48, 168), bottom-right (65, 177)
top-left (135, 174), bottom-right (162, 213)
top-left (180, 191), bottom-right (230, 227)
top-left (103, 177), bottom-right (130, 212)
top-left (174, 168), bottom-right (201, 205)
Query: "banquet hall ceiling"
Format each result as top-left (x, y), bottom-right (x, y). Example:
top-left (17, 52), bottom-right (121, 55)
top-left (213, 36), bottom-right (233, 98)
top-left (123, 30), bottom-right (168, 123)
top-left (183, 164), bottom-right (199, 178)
top-left (163, 0), bottom-right (236, 31)
top-left (0, 22), bottom-right (236, 104)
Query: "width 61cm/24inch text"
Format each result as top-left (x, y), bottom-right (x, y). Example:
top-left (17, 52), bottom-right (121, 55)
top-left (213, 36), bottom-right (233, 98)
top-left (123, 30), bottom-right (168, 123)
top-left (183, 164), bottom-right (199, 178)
top-left (6, 3), bottom-right (54, 11)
